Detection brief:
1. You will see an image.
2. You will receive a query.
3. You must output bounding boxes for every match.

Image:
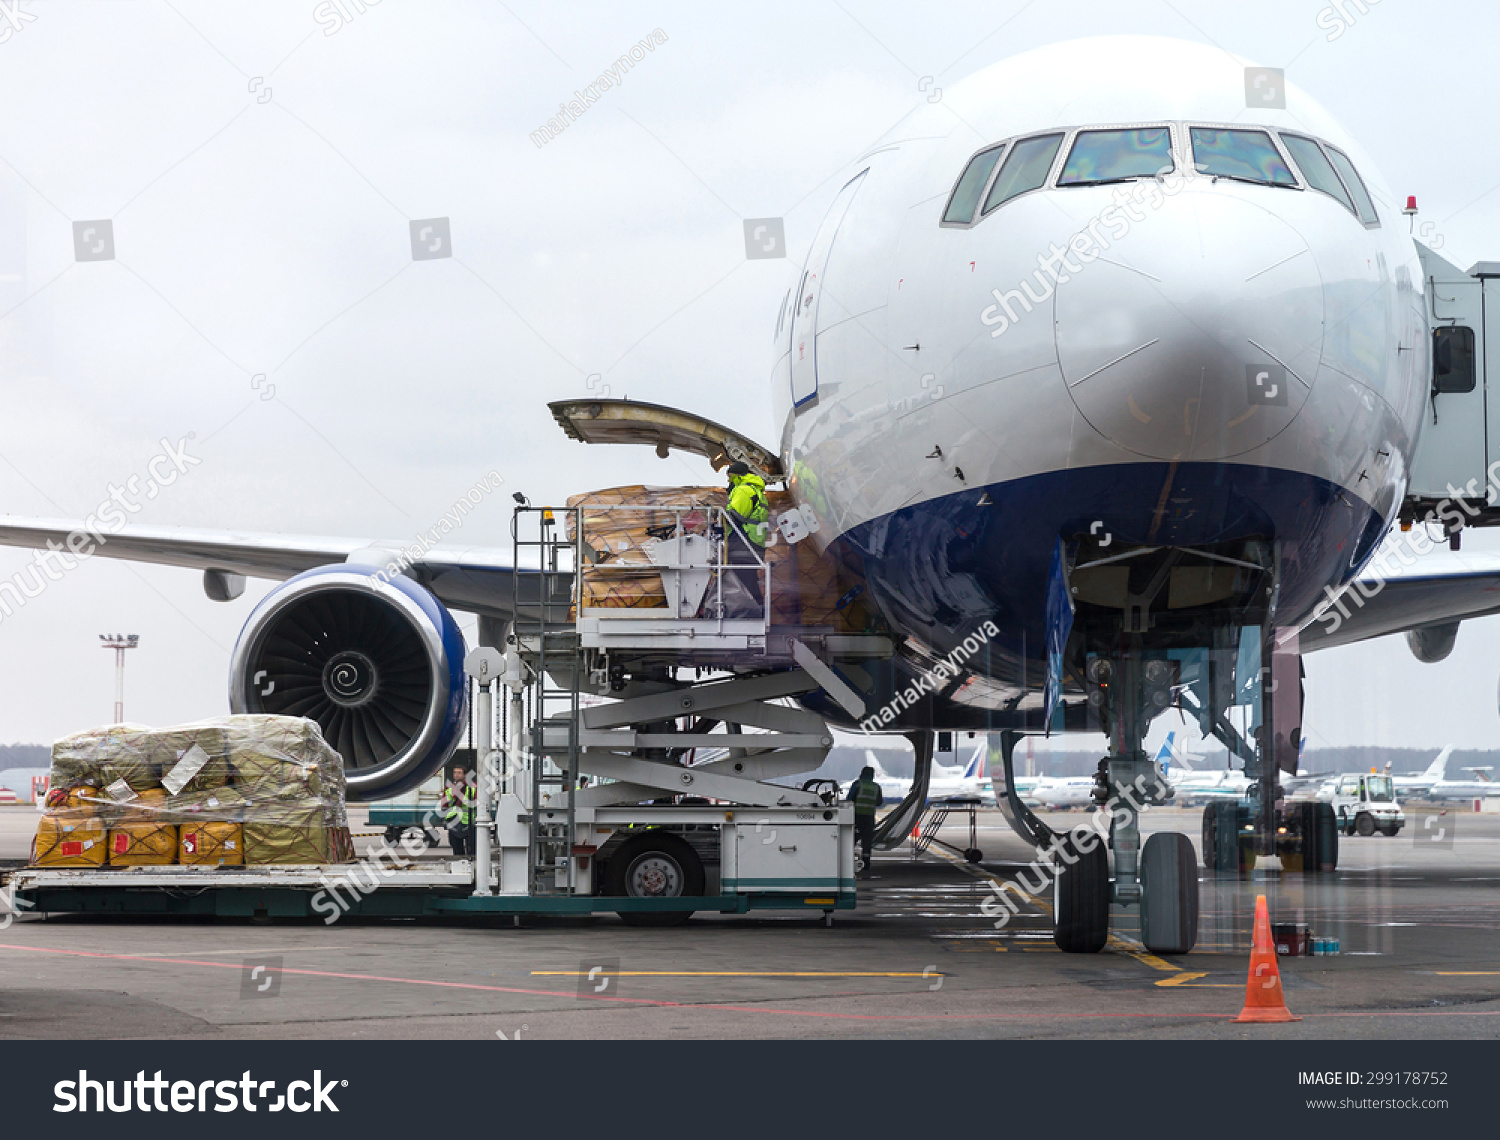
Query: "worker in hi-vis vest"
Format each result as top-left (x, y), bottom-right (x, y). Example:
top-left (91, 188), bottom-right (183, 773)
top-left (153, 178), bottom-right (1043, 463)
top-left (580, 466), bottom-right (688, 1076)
top-left (845, 765), bottom-right (884, 872)
top-left (439, 766), bottom-right (476, 856)
top-left (723, 460), bottom-right (769, 613)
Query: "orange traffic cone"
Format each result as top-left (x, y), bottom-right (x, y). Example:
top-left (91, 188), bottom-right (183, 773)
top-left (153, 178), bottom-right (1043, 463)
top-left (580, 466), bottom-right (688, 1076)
top-left (1234, 894), bottom-right (1300, 1023)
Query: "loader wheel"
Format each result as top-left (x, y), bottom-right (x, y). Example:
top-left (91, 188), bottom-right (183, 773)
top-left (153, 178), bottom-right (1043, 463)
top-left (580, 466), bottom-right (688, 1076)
top-left (605, 831), bottom-right (704, 927)
top-left (1355, 813), bottom-right (1375, 837)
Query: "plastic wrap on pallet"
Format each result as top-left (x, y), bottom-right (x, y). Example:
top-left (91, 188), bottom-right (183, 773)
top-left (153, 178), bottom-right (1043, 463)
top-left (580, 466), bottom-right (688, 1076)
top-left (32, 715), bottom-right (352, 868)
top-left (563, 484), bottom-right (873, 630)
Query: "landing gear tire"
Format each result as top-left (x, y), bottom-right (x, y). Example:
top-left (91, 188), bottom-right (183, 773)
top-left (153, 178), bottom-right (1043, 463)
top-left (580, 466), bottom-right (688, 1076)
top-left (1053, 829), bottom-right (1110, 954)
top-left (1140, 832), bottom-right (1199, 954)
top-left (1202, 800), bottom-right (1241, 872)
top-left (605, 831), bottom-right (705, 927)
top-left (1355, 813), bottom-right (1375, 837)
top-left (1298, 801), bottom-right (1339, 872)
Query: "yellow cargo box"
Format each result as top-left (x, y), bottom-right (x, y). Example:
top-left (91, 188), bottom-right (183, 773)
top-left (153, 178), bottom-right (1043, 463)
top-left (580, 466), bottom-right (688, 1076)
top-left (107, 823), bottom-right (177, 866)
top-left (179, 822), bottom-right (244, 866)
top-left (33, 815), bottom-right (106, 867)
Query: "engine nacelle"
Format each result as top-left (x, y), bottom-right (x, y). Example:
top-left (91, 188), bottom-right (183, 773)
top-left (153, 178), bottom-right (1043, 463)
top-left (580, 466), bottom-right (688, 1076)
top-left (229, 566), bottom-right (468, 801)
top-left (1406, 621), bottom-right (1460, 664)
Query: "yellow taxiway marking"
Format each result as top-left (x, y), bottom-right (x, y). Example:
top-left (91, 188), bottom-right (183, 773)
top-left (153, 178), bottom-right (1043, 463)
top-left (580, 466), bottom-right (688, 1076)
top-left (531, 971), bottom-right (943, 978)
top-left (1154, 971), bottom-right (1235, 988)
top-left (1432, 971), bottom-right (1500, 976)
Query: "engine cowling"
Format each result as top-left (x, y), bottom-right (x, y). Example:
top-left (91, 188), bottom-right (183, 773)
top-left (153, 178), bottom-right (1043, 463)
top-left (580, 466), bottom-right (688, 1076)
top-left (229, 566), bottom-right (468, 801)
top-left (1406, 621), bottom-right (1460, 664)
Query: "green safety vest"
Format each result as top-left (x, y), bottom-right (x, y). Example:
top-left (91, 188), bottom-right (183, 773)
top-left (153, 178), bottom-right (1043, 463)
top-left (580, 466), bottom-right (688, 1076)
top-left (441, 784), bottom-right (475, 826)
top-left (853, 779), bottom-right (880, 816)
top-left (727, 473), bottom-right (770, 547)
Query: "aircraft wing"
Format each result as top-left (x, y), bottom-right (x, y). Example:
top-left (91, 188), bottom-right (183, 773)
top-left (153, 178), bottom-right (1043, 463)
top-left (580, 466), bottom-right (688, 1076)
top-left (0, 517), bottom-right (543, 620)
top-left (1298, 551), bottom-right (1500, 651)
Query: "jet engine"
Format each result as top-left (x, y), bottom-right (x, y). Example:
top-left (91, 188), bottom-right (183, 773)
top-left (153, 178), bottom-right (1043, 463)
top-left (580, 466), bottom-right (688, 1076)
top-left (1406, 621), bottom-right (1460, 664)
top-left (229, 566), bottom-right (468, 801)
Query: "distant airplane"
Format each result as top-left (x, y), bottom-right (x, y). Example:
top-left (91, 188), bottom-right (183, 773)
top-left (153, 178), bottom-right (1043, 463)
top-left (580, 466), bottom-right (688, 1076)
top-left (1390, 746), bottom-right (1455, 797)
top-left (1391, 746), bottom-right (1498, 801)
top-left (1156, 732), bottom-right (1250, 804)
top-left (928, 742), bottom-right (990, 801)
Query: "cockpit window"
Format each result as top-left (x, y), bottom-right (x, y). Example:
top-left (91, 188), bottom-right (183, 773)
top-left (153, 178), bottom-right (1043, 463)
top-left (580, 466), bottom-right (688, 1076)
top-left (1058, 127), bottom-right (1173, 185)
top-left (981, 133), bottom-right (1063, 214)
top-left (1281, 134), bottom-right (1357, 215)
top-left (1190, 128), bottom-right (1296, 186)
top-left (943, 144), bottom-right (1006, 224)
top-left (1324, 145), bottom-right (1379, 224)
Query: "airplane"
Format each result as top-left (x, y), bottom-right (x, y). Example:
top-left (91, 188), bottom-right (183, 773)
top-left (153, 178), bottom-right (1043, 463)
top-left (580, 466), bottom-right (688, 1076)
top-left (926, 742), bottom-right (990, 800)
top-left (5, 35), bottom-right (1500, 955)
top-left (1155, 732), bottom-right (1251, 804)
top-left (1389, 747), bottom-right (1498, 802)
top-left (1390, 746), bottom-right (1455, 796)
top-left (1023, 773), bottom-right (1096, 810)
top-left (840, 744), bottom-right (988, 804)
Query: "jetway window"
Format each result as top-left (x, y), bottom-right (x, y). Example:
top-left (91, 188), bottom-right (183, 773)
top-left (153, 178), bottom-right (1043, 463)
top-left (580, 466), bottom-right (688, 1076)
top-left (1433, 325), bottom-right (1476, 393)
top-left (981, 133), bottom-right (1063, 214)
top-left (943, 143), bottom-right (1005, 224)
top-left (1189, 128), bottom-right (1296, 186)
top-left (1058, 127), bottom-right (1173, 185)
top-left (1280, 134), bottom-right (1357, 216)
top-left (1324, 145), bottom-right (1380, 225)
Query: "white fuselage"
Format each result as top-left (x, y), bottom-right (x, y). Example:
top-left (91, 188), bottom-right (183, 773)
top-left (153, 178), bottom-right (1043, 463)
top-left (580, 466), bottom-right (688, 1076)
top-left (772, 37), bottom-right (1427, 688)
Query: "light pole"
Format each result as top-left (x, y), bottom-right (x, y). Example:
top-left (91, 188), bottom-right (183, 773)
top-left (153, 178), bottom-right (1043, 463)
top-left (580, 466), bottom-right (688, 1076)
top-left (99, 634), bottom-right (139, 723)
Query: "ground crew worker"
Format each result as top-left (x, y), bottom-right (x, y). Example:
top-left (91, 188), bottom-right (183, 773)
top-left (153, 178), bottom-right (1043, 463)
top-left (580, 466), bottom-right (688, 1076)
top-left (845, 765), bottom-right (884, 873)
top-left (439, 766), bottom-right (476, 856)
top-left (723, 460), bottom-right (769, 613)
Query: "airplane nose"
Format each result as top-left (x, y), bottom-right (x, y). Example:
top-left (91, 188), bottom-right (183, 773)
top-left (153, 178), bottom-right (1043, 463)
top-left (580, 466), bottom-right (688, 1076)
top-left (1054, 192), bottom-right (1322, 462)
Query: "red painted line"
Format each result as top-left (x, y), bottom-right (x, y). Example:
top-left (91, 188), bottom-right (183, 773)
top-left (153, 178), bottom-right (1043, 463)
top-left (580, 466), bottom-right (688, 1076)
top-left (2, 942), bottom-right (1498, 1023)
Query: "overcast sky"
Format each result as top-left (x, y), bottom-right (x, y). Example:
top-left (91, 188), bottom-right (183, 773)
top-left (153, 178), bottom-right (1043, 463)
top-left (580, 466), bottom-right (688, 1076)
top-left (0, 0), bottom-right (1498, 755)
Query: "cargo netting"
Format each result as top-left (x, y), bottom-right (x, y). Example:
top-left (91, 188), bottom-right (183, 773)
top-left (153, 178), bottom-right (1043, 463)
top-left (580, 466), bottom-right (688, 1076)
top-left (32, 715), bottom-right (355, 868)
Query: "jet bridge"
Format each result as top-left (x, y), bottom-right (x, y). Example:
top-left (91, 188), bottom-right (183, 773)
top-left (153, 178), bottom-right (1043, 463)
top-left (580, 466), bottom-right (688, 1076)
top-left (1405, 242), bottom-right (1500, 530)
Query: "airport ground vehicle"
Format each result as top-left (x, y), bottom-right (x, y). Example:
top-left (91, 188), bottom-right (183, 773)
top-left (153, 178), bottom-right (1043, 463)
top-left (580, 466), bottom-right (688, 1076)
top-left (7, 500), bottom-right (862, 925)
top-left (1322, 773), bottom-right (1405, 837)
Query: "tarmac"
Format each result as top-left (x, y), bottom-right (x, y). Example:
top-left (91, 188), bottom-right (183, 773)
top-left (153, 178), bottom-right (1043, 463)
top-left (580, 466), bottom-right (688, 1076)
top-left (1, 802), bottom-right (1498, 1039)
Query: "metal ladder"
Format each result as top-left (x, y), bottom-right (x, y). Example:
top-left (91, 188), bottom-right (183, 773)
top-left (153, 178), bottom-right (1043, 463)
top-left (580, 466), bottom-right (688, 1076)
top-left (512, 505), bottom-right (581, 896)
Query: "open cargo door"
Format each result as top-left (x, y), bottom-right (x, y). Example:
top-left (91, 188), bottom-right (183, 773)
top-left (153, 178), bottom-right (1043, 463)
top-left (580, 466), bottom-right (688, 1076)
top-left (549, 399), bottom-right (784, 481)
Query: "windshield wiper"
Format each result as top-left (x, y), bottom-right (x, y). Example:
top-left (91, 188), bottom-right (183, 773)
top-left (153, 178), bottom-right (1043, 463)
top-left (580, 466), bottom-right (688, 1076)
top-left (1204, 171), bottom-right (1300, 189)
top-left (1057, 177), bottom-right (1140, 188)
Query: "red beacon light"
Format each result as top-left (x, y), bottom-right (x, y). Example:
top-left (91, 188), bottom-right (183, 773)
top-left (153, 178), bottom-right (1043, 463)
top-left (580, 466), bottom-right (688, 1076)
top-left (1403, 195), bottom-right (1419, 215)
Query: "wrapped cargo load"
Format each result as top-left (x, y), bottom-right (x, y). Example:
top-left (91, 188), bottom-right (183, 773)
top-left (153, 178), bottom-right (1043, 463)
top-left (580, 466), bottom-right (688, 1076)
top-left (563, 484), bottom-right (872, 631)
top-left (31, 715), bottom-right (353, 869)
